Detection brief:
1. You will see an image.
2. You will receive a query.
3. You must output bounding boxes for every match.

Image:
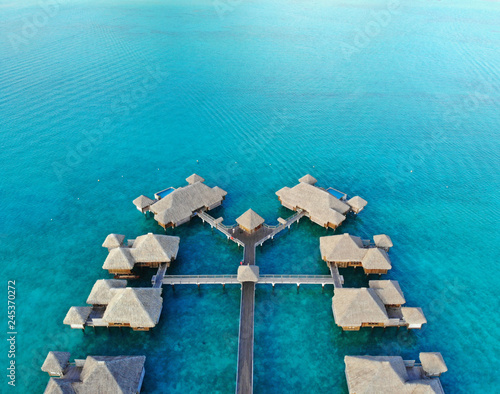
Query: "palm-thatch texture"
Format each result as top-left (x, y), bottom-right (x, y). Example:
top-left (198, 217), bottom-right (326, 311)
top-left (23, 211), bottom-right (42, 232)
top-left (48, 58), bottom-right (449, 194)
top-left (41, 352), bottom-right (71, 376)
top-left (419, 353), bottom-right (448, 377)
top-left (130, 233), bottom-right (180, 263)
top-left (63, 307), bottom-right (92, 326)
top-left (346, 196), bottom-right (368, 213)
top-left (298, 174), bottom-right (317, 185)
top-left (237, 265), bottom-right (260, 283)
top-left (276, 176), bottom-right (367, 228)
top-left (102, 233), bottom-right (180, 272)
top-left (43, 354), bottom-right (146, 394)
top-left (320, 234), bottom-right (392, 272)
top-left (236, 209), bottom-right (265, 232)
top-left (102, 234), bottom-right (125, 250)
top-left (102, 288), bottom-right (163, 329)
top-left (141, 175), bottom-right (226, 227)
top-left (132, 195), bottom-right (155, 211)
top-left (344, 355), bottom-right (445, 393)
top-left (332, 288), bottom-right (390, 329)
top-left (369, 280), bottom-right (406, 306)
top-left (401, 307), bottom-right (427, 328)
top-left (373, 234), bottom-right (394, 250)
top-left (102, 247), bottom-right (135, 271)
top-left (86, 280), bottom-right (127, 306)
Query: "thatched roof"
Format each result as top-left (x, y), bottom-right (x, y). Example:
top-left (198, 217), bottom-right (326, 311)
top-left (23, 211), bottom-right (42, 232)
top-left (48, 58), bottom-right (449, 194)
top-left (44, 377), bottom-right (74, 393)
top-left (320, 234), bottom-right (365, 262)
top-left (102, 248), bottom-right (135, 271)
top-left (133, 195), bottom-right (154, 209)
top-left (347, 196), bottom-right (368, 211)
top-left (401, 307), bottom-right (427, 326)
top-left (42, 352), bottom-right (71, 376)
top-left (276, 182), bottom-right (349, 227)
top-left (236, 209), bottom-right (265, 231)
top-left (86, 280), bottom-right (127, 306)
top-left (131, 233), bottom-right (180, 263)
top-left (63, 307), bottom-right (92, 326)
top-left (298, 174), bottom-right (317, 185)
top-left (103, 288), bottom-right (163, 328)
top-left (369, 280), bottom-right (406, 305)
top-left (332, 288), bottom-right (389, 328)
top-left (186, 173), bottom-right (205, 184)
top-left (73, 355), bottom-right (146, 393)
top-left (361, 248), bottom-right (392, 270)
top-left (344, 356), bottom-right (444, 393)
top-left (373, 234), bottom-right (393, 249)
top-left (237, 265), bottom-right (259, 283)
top-left (102, 234), bottom-right (125, 249)
top-left (152, 182), bottom-right (227, 226)
top-left (420, 353), bottom-right (448, 376)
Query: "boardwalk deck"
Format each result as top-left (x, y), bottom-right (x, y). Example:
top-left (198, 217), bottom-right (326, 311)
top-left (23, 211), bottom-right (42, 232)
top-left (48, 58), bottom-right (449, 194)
top-left (328, 263), bottom-right (344, 289)
top-left (161, 275), bottom-right (338, 286)
top-left (151, 263), bottom-right (168, 288)
top-left (236, 282), bottom-right (255, 394)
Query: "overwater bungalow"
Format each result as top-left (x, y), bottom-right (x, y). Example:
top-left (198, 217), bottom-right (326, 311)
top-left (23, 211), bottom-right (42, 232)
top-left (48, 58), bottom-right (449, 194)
top-left (331, 281), bottom-right (426, 331)
top-left (102, 233), bottom-right (125, 251)
top-left (373, 234), bottom-right (394, 251)
top-left (102, 232), bottom-right (180, 276)
top-left (64, 282), bottom-right (163, 331)
top-left (42, 352), bottom-right (146, 393)
top-left (133, 174), bottom-right (227, 228)
top-left (236, 209), bottom-right (265, 234)
top-left (276, 175), bottom-right (367, 229)
top-left (320, 233), bottom-right (393, 275)
top-left (344, 354), bottom-right (447, 393)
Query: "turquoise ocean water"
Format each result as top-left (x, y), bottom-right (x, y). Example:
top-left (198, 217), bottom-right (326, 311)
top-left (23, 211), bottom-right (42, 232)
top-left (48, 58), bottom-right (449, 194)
top-left (1, 0), bottom-right (499, 392)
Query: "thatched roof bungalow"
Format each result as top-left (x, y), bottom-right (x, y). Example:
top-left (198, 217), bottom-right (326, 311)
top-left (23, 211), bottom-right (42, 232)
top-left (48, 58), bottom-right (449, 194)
top-left (237, 265), bottom-right (259, 283)
top-left (373, 234), bottom-right (394, 251)
top-left (42, 353), bottom-right (146, 394)
top-left (332, 285), bottom-right (425, 331)
top-left (420, 352), bottom-right (448, 377)
top-left (41, 352), bottom-right (71, 377)
top-left (344, 355), bottom-right (446, 393)
top-left (65, 283), bottom-right (163, 331)
top-left (134, 175), bottom-right (227, 228)
top-left (236, 209), bottom-right (265, 234)
top-left (276, 176), bottom-right (367, 228)
top-left (102, 234), bottom-right (125, 251)
top-left (102, 233), bottom-right (180, 275)
top-left (320, 233), bottom-right (393, 274)
top-left (102, 288), bottom-right (163, 331)
top-left (369, 280), bottom-right (406, 307)
top-left (86, 279), bottom-right (127, 306)
top-left (132, 195), bottom-right (155, 214)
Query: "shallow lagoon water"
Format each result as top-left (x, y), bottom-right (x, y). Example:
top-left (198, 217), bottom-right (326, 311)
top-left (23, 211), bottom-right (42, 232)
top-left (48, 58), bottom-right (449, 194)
top-left (0, 0), bottom-right (499, 392)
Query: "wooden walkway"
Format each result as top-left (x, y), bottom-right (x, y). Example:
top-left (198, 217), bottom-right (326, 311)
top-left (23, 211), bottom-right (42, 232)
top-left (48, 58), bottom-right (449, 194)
top-left (161, 274), bottom-right (339, 287)
top-left (328, 263), bottom-right (344, 289)
top-left (152, 263), bottom-right (168, 288)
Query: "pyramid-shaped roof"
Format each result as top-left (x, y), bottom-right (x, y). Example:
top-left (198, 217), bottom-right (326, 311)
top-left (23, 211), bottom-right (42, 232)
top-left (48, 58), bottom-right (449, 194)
top-left (236, 209), bottom-right (265, 231)
top-left (63, 307), bottom-right (92, 326)
top-left (102, 234), bottom-right (125, 249)
top-left (103, 288), bottom-right (163, 328)
top-left (133, 195), bottom-right (154, 209)
top-left (361, 248), bottom-right (392, 270)
top-left (41, 352), bottom-right (71, 376)
top-left (86, 279), bottom-right (127, 305)
top-left (298, 174), bottom-right (318, 185)
top-left (332, 288), bottom-right (389, 327)
top-left (369, 280), bottom-right (405, 305)
top-left (186, 174), bottom-right (205, 184)
top-left (131, 233), bottom-right (180, 263)
top-left (102, 248), bottom-right (135, 270)
top-left (320, 234), bottom-right (365, 262)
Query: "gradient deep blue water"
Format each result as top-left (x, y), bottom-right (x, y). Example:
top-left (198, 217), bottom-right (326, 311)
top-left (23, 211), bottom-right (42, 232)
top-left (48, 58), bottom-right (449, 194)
top-left (1, 0), bottom-right (499, 393)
